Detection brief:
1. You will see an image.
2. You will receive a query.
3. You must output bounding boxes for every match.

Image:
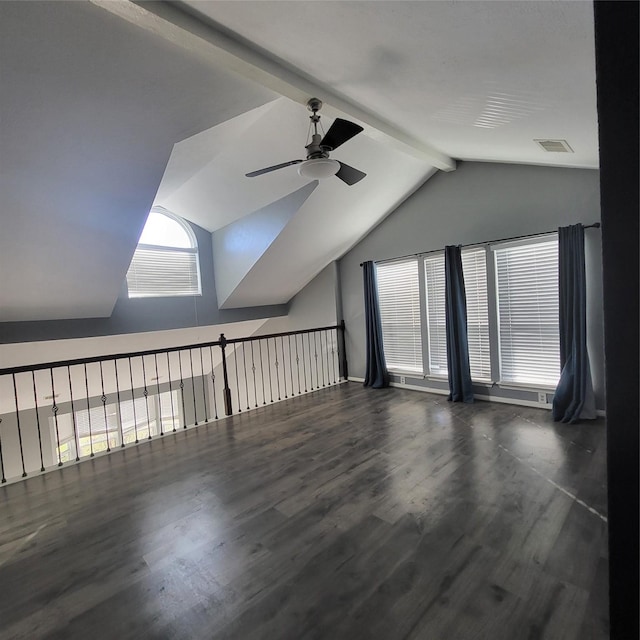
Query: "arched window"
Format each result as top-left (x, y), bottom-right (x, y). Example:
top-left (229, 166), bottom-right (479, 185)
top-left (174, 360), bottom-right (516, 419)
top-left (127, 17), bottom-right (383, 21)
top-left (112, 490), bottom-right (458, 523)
top-left (126, 208), bottom-right (201, 298)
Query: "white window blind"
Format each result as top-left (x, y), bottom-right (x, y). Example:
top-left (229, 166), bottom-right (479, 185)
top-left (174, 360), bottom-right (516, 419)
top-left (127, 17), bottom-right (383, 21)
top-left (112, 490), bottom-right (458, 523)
top-left (126, 209), bottom-right (201, 298)
top-left (74, 404), bottom-right (119, 437)
top-left (424, 254), bottom-right (447, 376)
top-left (375, 260), bottom-right (423, 373)
top-left (127, 247), bottom-right (200, 297)
top-left (461, 248), bottom-right (491, 381)
top-left (119, 396), bottom-right (154, 435)
top-left (494, 237), bottom-right (560, 386)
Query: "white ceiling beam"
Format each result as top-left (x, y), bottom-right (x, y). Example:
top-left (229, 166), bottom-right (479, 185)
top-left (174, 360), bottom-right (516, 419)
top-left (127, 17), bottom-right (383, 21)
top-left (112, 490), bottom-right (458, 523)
top-left (90, 0), bottom-right (456, 171)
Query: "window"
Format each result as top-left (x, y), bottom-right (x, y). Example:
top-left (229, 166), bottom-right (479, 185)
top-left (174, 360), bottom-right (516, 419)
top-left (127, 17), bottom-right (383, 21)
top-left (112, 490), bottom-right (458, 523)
top-left (461, 248), bottom-right (491, 380)
top-left (374, 234), bottom-right (560, 390)
top-left (126, 208), bottom-right (201, 298)
top-left (54, 390), bottom-right (180, 462)
top-left (424, 254), bottom-right (447, 376)
top-left (494, 237), bottom-right (560, 386)
top-left (376, 260), bottom-right (423, 373)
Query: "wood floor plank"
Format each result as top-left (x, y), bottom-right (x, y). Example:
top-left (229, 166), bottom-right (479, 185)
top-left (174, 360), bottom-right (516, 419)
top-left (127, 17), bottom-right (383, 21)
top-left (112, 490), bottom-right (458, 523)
top-left (0, 383), bottom-right (608, 639)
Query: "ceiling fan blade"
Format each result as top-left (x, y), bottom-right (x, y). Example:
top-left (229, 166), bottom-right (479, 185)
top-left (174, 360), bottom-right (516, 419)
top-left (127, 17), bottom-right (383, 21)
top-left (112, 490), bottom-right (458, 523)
top-left (245, 159), bottom-right (303, 177)
top-left (320, 118), bottom-right (363, 150)
top-left (335, 162), bottom-right (366, 186)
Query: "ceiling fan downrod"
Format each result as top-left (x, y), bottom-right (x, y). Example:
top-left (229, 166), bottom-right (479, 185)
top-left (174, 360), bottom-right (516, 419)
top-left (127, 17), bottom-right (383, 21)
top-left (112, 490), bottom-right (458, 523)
top-left (306, 98), bottom-right (326, 159)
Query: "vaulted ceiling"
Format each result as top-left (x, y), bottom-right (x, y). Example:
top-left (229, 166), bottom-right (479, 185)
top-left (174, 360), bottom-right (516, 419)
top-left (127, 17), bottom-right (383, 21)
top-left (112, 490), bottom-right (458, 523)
top-left (0, 1), bottom-right (598, 323)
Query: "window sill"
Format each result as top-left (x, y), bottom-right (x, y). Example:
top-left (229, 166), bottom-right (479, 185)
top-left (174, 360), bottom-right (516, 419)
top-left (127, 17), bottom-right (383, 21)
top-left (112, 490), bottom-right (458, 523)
top-left (471, 379), bottom-right (493, 387)
top-left (497, 381), bottom-right (557, 392)
top-left (424, 374), bottom-right (448, 382)
top-left (388, 369), bottom-right (424, 378)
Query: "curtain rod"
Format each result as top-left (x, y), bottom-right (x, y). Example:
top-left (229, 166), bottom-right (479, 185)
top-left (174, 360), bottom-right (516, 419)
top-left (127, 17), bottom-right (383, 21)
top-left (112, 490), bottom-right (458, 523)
top-left (359, 222), bottom-right (600, 266)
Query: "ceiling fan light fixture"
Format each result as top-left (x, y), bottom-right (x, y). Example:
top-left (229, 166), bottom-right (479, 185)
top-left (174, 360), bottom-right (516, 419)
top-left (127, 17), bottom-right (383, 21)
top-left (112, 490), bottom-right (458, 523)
top-left (298, 158), bottom-right (340, 180)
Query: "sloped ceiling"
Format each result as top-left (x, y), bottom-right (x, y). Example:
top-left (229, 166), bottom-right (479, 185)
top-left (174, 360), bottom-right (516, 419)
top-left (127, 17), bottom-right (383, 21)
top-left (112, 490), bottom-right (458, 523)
top-left (186, 0), bottom-right (598, 168)
top-left (0, 1), bottom-right (275, 322)
top-left (155, 96), bottom-right (436, 308)
top-left (0, 0), bottom-right (598, 323)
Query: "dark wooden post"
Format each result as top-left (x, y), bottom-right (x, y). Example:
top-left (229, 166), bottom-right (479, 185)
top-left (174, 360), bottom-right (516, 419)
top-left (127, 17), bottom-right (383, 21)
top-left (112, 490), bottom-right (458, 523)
top-left (338, 320), bottom-right (348, 381)
top-left (219, 334), bottom-right (233, 416)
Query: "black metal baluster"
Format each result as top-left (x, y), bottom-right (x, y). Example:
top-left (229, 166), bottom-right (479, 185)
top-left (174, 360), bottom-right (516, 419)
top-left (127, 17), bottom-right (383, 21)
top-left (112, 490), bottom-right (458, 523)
top-left (208, 346), bottom-right (219, 420)
top-left (274, 338), bottom-right (281, 401)
top-left (266, 338), bottom-right (274, 403)
top-left (32, 371), bottom-right (45, 471)
top-left (259, 340), bottom-right (266, 405)
top-left (250, 341), bottom-right (258, 407)
top-left (326, 330), bottom-right (333, 385)
top-left (113, 361), bottom-right (124, 448)
top-left (294, 335), bottom-right (301, 394)
top-left (51, 368), bottom-right (63, 466)
top-left (241, 342), bottom-right (250, 410)
top-left (330, 330), bottom-right (337, 384)
top-left (233, 344), bottom-right (241, 412)
top-left (128, 357), bottom-right (139, 444)
top-left (178, 351), bottom-right (186, 429)
top-left (12, 374), bottom-right (27, 477)
top-left (306, 332), bottom-right (313, 390)
top-left (199, 348), bottom-right (209, 423)
top-left (166, 352), bottom-right (177, 432)
top-left (320, 329), bottom-right (331, 387)
top-left (324, 331), bottom-right (330, 386)
top-left (0, 416), bottom-right (5, 483)
top-left (154, 353), bottom-right (163, 436)
top-left (319, 332), bottom-right (326, 387)
top-left (99, 361), bottom-right (110, 452)
top-left (84, 363), bottom-right (94, 457)
top-left (288, 335), bottom-right (295, 396)
top-left (188, 349), bottom-right (198, 426)
top-left (280, 337), bottom-right (288, 399)
top-left (313, 332), bottom-right (321, 389)
top-left (307, 333), bottom-right (315, 391)
top-left (141, 356), bottom-right (151, 440)
top-left (301, 334), bottom-right (308, 393)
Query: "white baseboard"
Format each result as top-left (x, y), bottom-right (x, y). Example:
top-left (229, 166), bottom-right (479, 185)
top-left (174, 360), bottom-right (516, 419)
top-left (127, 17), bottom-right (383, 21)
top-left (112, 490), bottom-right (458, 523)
top-left (349, 377), bottom-right (606, 417)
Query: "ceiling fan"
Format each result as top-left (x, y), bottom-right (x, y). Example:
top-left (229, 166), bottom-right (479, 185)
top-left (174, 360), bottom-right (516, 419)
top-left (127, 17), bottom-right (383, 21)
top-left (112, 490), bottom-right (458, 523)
top-left (245, 98), bottom-right (366, 185)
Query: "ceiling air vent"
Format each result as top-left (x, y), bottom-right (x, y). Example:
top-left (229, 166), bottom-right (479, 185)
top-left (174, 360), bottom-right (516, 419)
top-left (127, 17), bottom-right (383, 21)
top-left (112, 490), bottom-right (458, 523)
top-left (535, 139), bottom-right (574, 153)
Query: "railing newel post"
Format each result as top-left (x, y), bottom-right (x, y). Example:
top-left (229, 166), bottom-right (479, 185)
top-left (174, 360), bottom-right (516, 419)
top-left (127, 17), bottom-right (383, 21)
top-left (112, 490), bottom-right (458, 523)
top-left (219, 334), bottom-right (233, 416)
top-left (339, 320), bottom-right (349, 380)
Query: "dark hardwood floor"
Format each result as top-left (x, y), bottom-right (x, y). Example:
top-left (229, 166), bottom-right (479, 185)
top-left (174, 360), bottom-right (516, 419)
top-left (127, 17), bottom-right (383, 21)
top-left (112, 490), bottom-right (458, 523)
top-left (0, 383), bottom-right (608, 639)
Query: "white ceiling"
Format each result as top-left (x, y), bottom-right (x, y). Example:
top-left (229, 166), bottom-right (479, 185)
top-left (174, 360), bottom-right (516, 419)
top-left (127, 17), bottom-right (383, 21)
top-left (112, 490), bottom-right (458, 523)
top-left (185, 0), bottom-right (598, 168)
top-left (0, 0), bottom-right (598, 323)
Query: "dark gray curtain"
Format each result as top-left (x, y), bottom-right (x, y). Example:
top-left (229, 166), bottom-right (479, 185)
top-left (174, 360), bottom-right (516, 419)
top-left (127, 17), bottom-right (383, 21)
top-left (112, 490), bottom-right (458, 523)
top-left (362, 261), bottom-right (390, 388)
top-left (552, 224), bottom-right (596, 423)
top-left (444, 246), bottom-right (473, 403)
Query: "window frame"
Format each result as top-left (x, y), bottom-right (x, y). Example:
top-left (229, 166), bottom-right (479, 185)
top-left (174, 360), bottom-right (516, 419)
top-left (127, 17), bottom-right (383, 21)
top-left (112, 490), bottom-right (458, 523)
top-left (375, 258), bottom-right (424, 375)
top-left (126, 207), bottom-right (202, 299)
top-left (492, 233), bottom-right (561, 388)
top-left (423, 252), bottom-right (448, 379)
top-left (374, 233), bottom-right (561, 391)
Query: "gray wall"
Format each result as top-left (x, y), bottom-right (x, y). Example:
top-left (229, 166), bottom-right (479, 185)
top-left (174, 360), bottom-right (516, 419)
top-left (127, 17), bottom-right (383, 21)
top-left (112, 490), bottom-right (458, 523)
top-left (339, 161), bottom-right (605, 409)
top-left (258, 262), bottom-right (340, 336)
top-left (0, 221), bottom-right (288, 344)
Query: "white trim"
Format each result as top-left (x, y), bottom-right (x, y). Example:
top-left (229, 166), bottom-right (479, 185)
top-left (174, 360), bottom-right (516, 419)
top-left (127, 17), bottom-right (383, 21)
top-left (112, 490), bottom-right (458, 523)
top-left (392, 381), bottom-right (449, 395)
top-left (497, 381), bottom-right (557, 392)
top-left (474, 393), bottom-right (551, 409)
top-left (350, 377), bottom-right (606, 416)
top-left (387, 368), bottom-right (425, 377)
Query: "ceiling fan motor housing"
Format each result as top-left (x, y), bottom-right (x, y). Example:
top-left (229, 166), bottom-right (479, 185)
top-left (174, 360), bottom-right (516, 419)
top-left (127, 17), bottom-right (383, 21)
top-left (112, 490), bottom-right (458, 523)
top-left (298, 158), bottom-right (340, 179)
